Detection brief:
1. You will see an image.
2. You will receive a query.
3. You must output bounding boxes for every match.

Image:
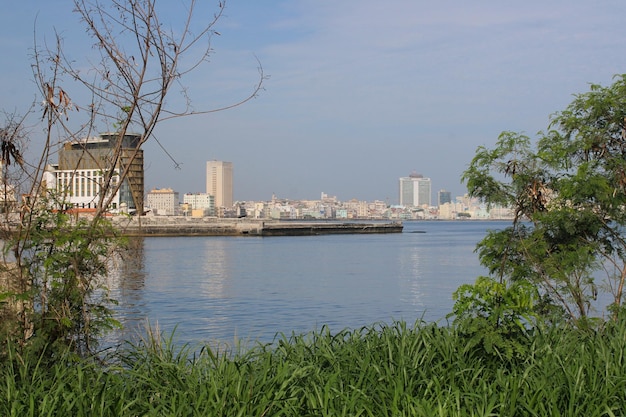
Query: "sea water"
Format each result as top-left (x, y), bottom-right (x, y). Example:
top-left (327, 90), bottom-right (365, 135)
top-left (104, 220), bottom-right (507, 347)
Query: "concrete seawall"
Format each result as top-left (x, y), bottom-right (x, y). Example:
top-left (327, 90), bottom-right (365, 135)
top-left (111, 217), bottom-right (403, 237)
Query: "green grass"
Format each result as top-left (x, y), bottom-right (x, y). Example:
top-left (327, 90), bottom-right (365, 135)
top-left (2, 320), bottom-right (626, 416)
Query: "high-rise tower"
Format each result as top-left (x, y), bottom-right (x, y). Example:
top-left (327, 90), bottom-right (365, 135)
top-left (399, 172), bottom-right (431, 207)
top-left (438, 189), bottom-right (452, 206)
top-left (206, 160), bottom-right (233, 209)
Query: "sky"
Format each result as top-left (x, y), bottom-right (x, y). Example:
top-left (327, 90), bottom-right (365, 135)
top-left (2, 1), bottom-right (626, 203)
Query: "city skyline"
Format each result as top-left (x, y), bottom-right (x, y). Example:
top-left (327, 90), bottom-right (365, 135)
top-left (143, 161), bottom-right (501, 219)
top-left (157, 162), bottom-right (447, 206)
top-left (2, 2), bottom-right (626, 201)
top-left (153, 165), bottom-right (454, 208)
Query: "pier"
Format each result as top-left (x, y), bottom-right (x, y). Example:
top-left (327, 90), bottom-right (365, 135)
top-left (111, 217), bottom-right (403, 237)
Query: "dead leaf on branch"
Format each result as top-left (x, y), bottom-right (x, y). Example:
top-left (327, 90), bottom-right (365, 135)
top-left (41, 85), bottom-right (78, 120)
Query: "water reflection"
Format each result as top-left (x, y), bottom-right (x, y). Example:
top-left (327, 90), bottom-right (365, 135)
top-left (118, 237), bottom-right (146, 292)
top-left (397, 243), bottom-right (426, 309)
top-left (200, 239), bottom-right (231, 299)
top-left (104, 237), bottom-right (147, 347)
top-left (104, 223), bottom-right (498, 347)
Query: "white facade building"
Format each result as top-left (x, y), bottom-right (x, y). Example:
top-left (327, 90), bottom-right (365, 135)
top-left (183, 193), bottom-right (215, 216)
top-left (43, 164), bottom-right (122, 210)
top-left (43, 133), bottom-right (144, 213)
top-left (146, 188), bottom-right (179, 216)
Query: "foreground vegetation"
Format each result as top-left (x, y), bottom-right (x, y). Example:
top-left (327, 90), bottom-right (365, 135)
top-left (2, 319), bottom-right (626, 416)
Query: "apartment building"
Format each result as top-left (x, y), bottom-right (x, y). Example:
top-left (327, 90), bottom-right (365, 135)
top-left (146, 188), bottom-right (179, 216)
top-left (183, 192), bottom-right (215, 217)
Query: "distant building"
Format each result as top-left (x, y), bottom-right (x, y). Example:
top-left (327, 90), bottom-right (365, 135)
top-left (43, 132), bottom-right (144, 213)
top-left (399, 172), bottom-right (431, 207)
top-left (206, 160), bottom-right (233, 211)
top-left (0, 162), bottom-right (17, 213)
top-left (438, 189), bottom-right (452, 206)
top-left (183, 193), bottom-right (215, 217)
top-left (251, 201), bottom-right (267, 218)
top-left (146, 188), bottom-right (179, 216)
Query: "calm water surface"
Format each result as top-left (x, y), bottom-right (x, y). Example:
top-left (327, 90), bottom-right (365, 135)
top-left (104, 221), bottom-right (508, 347)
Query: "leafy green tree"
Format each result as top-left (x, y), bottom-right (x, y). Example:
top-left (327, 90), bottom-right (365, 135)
top-left (458, 74), bottom-right (626, 328)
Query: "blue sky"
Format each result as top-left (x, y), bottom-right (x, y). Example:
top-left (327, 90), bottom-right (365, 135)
top-left (2, 1), bottom-right (626, 203)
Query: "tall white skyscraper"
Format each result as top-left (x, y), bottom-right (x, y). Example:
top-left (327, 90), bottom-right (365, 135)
top-left (399, 173), bottom-right (431, 207)
top-left (206, 160), bottom-right (233, 209)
